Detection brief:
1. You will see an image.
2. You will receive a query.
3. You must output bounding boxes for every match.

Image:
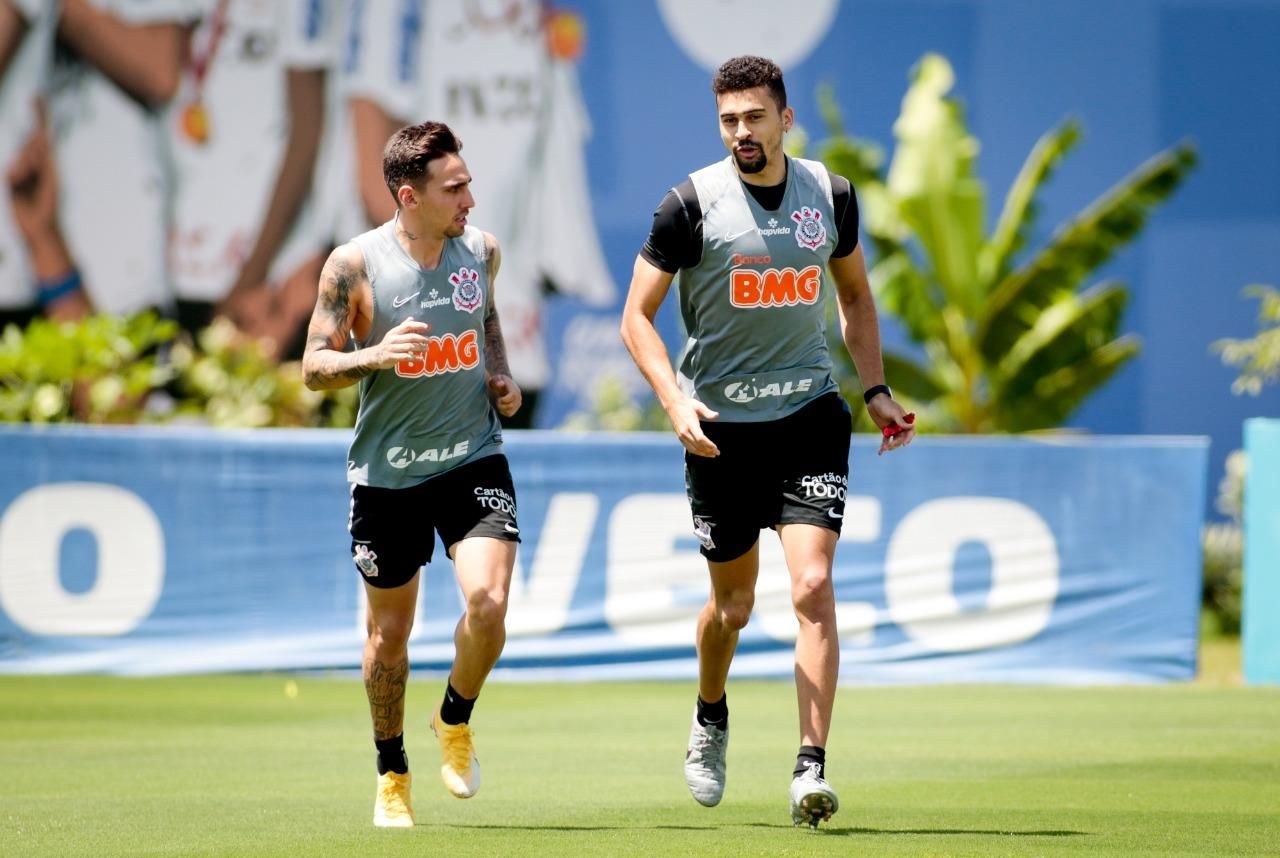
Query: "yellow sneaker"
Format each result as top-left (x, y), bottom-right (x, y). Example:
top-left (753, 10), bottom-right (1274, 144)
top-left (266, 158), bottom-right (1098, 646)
top-left (431, 708), bottom-right (481, 798)
top-left (373, 771), bottom-right (414, 828)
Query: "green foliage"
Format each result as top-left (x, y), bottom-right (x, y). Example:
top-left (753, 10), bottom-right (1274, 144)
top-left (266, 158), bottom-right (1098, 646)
top-left (1201, 286), bottom-right (1280, 636)
top-left (0, 313), bottom-right (357, 428)
top-left (814, 54), bottom-right (1196, 432)
top-left (1213, 285), bottom-right (1280, 395)
top-left (1202, 450), bottom-right (1245, 636)
top-left (167, 318), bottom-right (356, 428)
top-left (561, 376), bottom-right (668, 432)
top-left (0, 312), bottom-right (176, 423)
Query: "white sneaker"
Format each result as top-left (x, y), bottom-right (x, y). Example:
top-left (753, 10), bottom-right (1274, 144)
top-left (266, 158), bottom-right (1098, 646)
top-left (684, 712), bottom-right (728, 806)
top-left (790, 761), bottom-right (839, 829)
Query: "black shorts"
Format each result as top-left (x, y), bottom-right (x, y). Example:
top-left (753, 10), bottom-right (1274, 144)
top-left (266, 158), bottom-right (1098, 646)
top-left (349, 454), bottom-right (520, 589)
top-left (685, 392), bottom-right (852, 563)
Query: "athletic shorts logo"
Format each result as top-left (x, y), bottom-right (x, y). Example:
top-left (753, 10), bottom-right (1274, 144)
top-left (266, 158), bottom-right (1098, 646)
top-left (692, 516), bottom-right (715, 550)
top-left (450, 267), bottom-right (484, 313)
top-left (394, 330), bottom-right (480, 377)
top-left (800, 472), bottom-right (848, 500)
top-left (354, 543), bottom-right (379, 577)
top-left (475, 486), bottom-right (517, 517)
top-left (730, 265), bottom-right (821, 307)
top-left (791, 206), bottom-right (827, 250)
top-left (722, 377), bottom-right (813, 403)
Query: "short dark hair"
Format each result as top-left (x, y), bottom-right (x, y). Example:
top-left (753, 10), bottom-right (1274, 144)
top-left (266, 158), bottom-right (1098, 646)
top-left (711, 55), bottom-right (787, 110)
top-left (382, 121), bottom-right (463, 204)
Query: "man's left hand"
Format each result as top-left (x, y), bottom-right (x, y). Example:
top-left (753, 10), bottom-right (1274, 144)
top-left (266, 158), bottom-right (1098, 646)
top-left (487, 374), bottom-right (522, 418)
top-left (868, 394), bottom-right (917, 456)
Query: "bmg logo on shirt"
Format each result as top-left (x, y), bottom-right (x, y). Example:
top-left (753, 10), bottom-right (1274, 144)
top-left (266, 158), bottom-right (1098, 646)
top-left (729, 265), bottom-right (821, 308)
top-left (395, 330), bottom-right (480, 377)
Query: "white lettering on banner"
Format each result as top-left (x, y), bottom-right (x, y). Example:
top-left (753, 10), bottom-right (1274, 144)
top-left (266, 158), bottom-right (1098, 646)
top-left (605, 494), bottom-right (708, 646)
top-left (506, 494), bottom-right (598, 636)
top-left (885, 498), bottom-right (1059, 652)
top-left (351, 492), bottom-right (1060, 653)
top-left (0, 483), bottom-right (164, 636)
top-left (605, 494), bottom-right (882, 648)
top-left (754, 498), bottom-right (881, 645)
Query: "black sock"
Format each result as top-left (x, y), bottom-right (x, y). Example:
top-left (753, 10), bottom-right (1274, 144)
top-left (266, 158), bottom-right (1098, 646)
top-left (696, 693), bottom-right (728, 729)
top-left (375, 734), bottom-right (408, 775)
top-left (794, 745), bottom-right (826, 779)
top-left (439, 681), bottom-right (476, 725)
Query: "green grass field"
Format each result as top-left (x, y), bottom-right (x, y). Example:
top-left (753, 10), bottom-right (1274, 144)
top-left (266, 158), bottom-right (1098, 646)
top-left (2, 651), bottom-right (1278, 857)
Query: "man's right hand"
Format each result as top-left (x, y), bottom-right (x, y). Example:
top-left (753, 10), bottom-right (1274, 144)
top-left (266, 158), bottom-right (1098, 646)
top-left (371, 317), bottom-right (432, 369)
top-left (666, 396), bottom-right (720, 457)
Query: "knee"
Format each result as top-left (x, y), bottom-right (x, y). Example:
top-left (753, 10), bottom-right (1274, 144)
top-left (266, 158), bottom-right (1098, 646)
top-left (369, 613), bottom-right (413, 651)
top-left (716, 589), bottom-right (755, 631)
top-left (465, 588), bottom-right (508, 631)
top-left (792, 569), bottom-right (835, 621)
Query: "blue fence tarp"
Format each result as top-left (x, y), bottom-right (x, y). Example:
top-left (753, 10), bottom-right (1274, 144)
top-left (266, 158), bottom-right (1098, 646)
top-left (0, 426), bottom-right (1208, 683)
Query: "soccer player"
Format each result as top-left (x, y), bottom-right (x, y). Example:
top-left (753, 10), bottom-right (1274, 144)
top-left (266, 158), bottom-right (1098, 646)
top-left (302, 122), bottom-right (522, 828)
top-left (342, 0), bottom-right (616, 427)
top-left (620, 55), bottom-right (916, 828)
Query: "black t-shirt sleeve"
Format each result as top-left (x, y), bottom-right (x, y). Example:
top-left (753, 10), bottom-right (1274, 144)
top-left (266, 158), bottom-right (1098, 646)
top-left (828, 170), bottom-right (861, 259)
top-left (639, 179), bottom-right (703, 273)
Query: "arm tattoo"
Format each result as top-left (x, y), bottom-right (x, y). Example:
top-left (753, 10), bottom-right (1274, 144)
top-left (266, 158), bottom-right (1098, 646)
top-left (363, 656), bottom-right (409, 741)
top-left (302, 250), bottom-right (379, 389)
top-left (483, 301), bottom-right (511, 378)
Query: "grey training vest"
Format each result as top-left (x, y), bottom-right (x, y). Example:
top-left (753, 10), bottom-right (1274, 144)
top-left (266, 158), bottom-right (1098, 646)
top-left (676, 156), bottom-right (839, 422)
top-left (346, 220), bottom-right (502, 488)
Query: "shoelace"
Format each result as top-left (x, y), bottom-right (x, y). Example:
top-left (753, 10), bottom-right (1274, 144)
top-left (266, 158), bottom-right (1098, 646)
top-left (688, 725), bottom-right (724, 763)
top-left (802, 761), bottom-right (824, 781)
top-left (379, 777), bottom-right (410, 812)
top-left (441, 723), bottom-right (474, 772)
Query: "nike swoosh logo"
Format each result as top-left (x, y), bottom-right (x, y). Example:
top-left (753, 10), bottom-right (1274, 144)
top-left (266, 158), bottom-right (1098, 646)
top-left (392, 291), bottom-right (420, 308)
top-left (827, 509), bottom-right (843, 519)
top-left (723, 227), bottom-right (755, 242)
top-left (504, 523), bottom-right (520, 534)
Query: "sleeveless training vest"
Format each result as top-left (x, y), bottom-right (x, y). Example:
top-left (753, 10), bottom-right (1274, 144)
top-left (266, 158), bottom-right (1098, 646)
top-left (346, 220), bottom-right (502, 488)
top-left (676, 156), bottom-right (839, 422)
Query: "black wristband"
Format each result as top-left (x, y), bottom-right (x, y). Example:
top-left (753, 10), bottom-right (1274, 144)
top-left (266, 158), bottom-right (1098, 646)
top-left (862, 384), bottom-right (891, 404)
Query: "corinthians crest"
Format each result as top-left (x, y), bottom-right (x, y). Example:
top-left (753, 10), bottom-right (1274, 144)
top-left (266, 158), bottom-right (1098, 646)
top-left (449, 267), bottom-right (484, 313)
top-left (353, 544), bottom-right (379, 577)
top-left (790, 206), bottom-right (826, 250)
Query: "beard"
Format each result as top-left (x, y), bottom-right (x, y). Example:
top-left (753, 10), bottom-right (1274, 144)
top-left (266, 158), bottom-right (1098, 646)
top-left (733, 147), bottom-right (768, 174)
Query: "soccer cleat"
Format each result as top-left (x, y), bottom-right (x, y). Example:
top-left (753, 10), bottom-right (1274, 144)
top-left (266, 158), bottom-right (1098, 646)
top-left (790, 761), bottom-right (839, 829)
top-left (373, 771), bottom-right (414, 828)
top-left (431, 708), bottom-right (481, 798)
top-left (684, 711), bottom-right (728, 806)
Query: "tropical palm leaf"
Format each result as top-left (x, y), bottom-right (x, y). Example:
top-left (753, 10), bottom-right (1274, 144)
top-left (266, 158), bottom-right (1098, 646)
top-left (1001, 336), bottom-right (1141, 431)
top-left (993, 282), bottom-right (1131, 400)
top-left (979, 144), bottom-right (1197, 364)
top-left (887, 55), bottom-right (986, 316)
top-left (980, 119), bottom-right (1083, 289)
top-left (868, 249), bottom-right (943, 343)
top-left (881, 350), bottom-right (948, 401)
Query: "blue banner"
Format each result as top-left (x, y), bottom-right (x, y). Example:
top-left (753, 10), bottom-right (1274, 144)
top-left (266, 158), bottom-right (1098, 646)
top-left (0, 426), bottom-right (1207, 683)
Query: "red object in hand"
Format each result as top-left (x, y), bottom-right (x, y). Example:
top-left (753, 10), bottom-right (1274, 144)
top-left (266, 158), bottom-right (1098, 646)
top-left (882, 412), bottom-right (916, 438)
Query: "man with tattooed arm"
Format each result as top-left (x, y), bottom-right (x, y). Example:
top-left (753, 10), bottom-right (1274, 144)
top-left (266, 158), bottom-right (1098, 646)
top-left (302, 121), bottom-right (521, 828)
